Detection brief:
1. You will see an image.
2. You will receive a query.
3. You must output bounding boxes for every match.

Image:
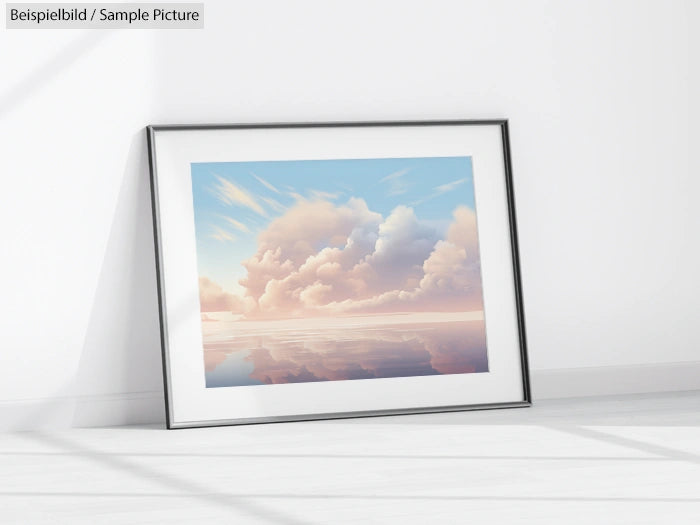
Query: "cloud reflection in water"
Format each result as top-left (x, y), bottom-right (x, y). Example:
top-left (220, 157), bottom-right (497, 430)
top-left (204, 317), bottom-right (488, 388)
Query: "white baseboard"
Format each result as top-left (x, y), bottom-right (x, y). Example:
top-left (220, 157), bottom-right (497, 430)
top-left (531, 361), bottom-right (700, 400)
top-left (0, 391), bottom-right (165, 432)
top-left (1, 362), bottom-right (698, 431)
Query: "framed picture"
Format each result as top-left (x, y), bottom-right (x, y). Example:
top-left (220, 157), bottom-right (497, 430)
top-left (147, 120), bottom-right (530, 429)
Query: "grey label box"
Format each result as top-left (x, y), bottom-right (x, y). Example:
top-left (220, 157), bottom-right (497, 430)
top-left (6, 3), bottom-right (204, 29)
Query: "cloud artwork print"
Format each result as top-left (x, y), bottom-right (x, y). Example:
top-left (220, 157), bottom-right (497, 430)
top-left (191, 156), bottom-right (489, 388)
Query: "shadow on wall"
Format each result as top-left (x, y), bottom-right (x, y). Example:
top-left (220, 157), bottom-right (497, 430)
top-left (71, 130), bottom-right (165, 427)
top-left (0, 31), bottom-right (111, 118)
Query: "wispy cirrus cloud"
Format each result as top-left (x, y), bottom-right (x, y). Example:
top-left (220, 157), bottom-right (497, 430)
top-left (213, 175), bottom-right (267, 216)
top-left (310, 190), bottom-right (341, 201)
top-left (210, 226), bottom-right (236, 242)
top-left (261, 196), bottom-right (286, 213)
top-left (289, 189), bottom-right (341, 202)
top-left (410, 177), bottom-right (468, 205)
top-left (435, 178), bottom-right (468, 194)
top-left (221, 216), bottom-right (251, 233)
top-left (380, 168), bottom-right (409, 184)
top-left (252, 173), bottom-right (280, 194)
top-left (379, 168), bottom-right (411, 196)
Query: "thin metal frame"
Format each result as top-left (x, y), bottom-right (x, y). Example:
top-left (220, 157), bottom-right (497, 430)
top-left (147, 119), bottom-right (531, 429)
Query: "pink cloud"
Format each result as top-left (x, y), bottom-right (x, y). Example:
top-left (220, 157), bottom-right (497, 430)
top-left (198, 277), bottom-right (251, 313)
top-left (411, 205), bottom-right (483, 310)
top-left (239, 199), bottom-right (383, 316)
top-left (233, 199), bottom-right (484, 318)
top-left (252, 197), bottom-right (381, 266)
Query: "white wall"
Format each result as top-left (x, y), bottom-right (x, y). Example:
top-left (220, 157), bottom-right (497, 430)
top-left (1, 0), bottom-right (698, 429)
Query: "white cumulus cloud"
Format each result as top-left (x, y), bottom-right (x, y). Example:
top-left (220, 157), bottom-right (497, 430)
top-left (234, 199), bottom-right (483, 319)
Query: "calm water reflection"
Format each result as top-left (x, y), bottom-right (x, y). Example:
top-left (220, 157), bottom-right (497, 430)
top-left (204, 315), bottom-right (488, 388)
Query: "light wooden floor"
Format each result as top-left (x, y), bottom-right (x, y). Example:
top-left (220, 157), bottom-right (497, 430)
top-left (2, 391), bottom-right (699, 524)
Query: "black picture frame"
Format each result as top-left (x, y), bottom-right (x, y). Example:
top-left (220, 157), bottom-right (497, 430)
top-left (147, 119), bottom-right (531, 429)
